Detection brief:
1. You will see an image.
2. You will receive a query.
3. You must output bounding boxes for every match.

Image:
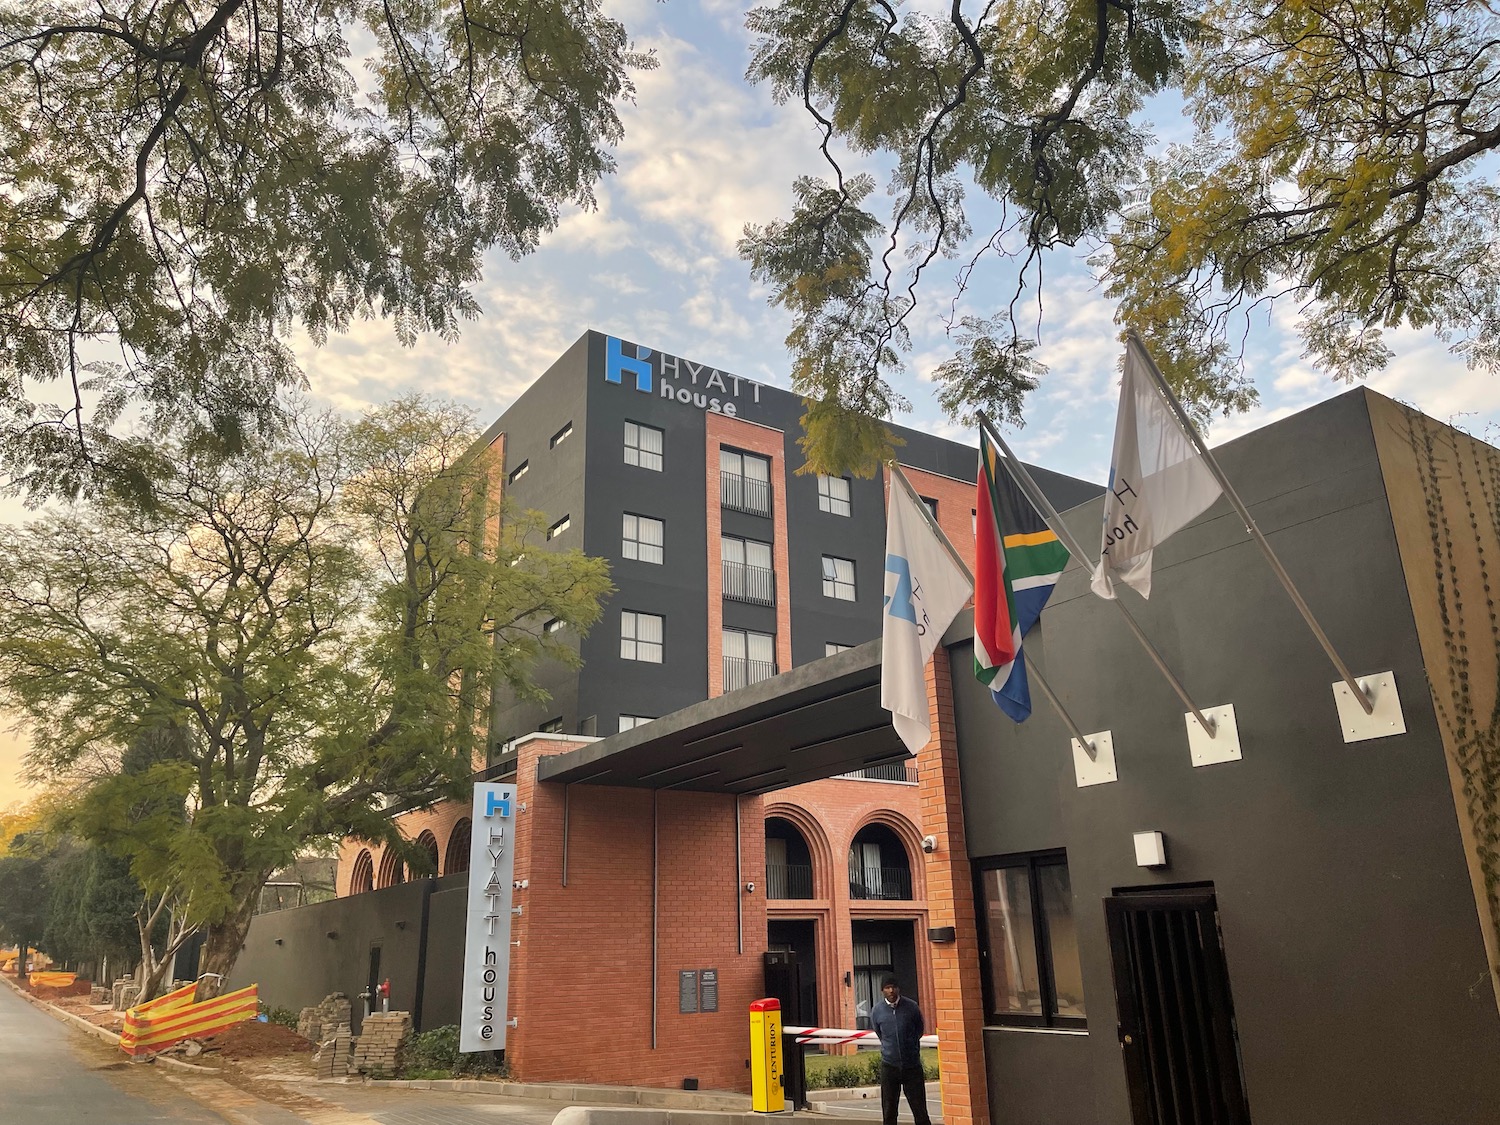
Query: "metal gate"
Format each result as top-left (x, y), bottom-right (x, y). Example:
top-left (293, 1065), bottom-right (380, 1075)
top-left (1104, 888), bottom-right (1251, 1125)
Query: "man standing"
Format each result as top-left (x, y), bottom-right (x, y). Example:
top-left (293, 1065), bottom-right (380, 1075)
top-left (868, 973), bottom-right (932, 1125)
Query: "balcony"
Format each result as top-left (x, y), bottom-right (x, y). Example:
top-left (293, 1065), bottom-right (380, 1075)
top-left (723, 656), bottom-right (776, 693)
top-left (721, 471), bottom-right (771, 516)
top-left (849, 866), bottom-right (913, 901)
top-left (765, 862), bottom-right (814, 900)
top-left (723, 561), bottom-right (775, 605)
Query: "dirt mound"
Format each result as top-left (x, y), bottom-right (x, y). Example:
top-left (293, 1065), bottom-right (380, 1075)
top-left (201, 1020), bottom-right (313, 1060)
top-left (26, 978), bottom-right (93, 1000)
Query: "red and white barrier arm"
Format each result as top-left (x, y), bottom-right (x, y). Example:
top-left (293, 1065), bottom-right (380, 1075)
top-left (782, 1025), bottom-right (939, 1048)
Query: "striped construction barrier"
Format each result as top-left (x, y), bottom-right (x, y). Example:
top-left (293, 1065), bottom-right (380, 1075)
top-left (783, 1024), bottom-right (939, 1048)
top-left (118, 981), bottom-right (260, 1056)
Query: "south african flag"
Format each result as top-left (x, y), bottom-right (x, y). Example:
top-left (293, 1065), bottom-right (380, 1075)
top-left (974, 429), bottom-right (1070, 721)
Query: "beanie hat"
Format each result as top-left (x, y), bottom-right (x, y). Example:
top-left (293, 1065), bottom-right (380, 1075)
top-left (879, 973), bottom-right (898, 989)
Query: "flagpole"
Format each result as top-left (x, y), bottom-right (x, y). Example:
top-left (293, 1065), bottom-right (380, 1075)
top-left (887, 459), bottom-right (1100, 757)
top-left (1124, 330), bottom-right (1375, 715)
top-left (976, 412), bottom-right (1219, 737)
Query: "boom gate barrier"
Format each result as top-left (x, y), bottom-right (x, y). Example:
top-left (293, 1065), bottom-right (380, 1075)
top-left (748, 998), bottom-right (785, 1113)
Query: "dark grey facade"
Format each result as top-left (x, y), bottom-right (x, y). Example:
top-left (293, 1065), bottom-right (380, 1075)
top-left (489, 330), bottom-right (1096, 753)
top-left (953, 390), bottom-right (1500, 1125)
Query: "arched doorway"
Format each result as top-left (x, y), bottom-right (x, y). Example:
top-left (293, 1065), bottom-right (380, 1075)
top-left (765, 817), bottom-right (814, 899)
top-left (414, 830), bottom-right (440, 878)
top-left (349, 850), bottom-right (374, 894)
top-left (376, 848), bottom-right (405, 889)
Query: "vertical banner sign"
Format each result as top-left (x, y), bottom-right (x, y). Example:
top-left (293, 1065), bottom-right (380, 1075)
top-left (460, 783), bottom-right (517, 1052)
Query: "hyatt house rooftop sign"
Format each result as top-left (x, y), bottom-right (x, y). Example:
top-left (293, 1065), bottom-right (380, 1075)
top-left (605, 336), bottom-right (764, 418)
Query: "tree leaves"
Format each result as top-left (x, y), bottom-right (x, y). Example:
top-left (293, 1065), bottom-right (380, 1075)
top-left (0, 0), bottom-right (652, 498)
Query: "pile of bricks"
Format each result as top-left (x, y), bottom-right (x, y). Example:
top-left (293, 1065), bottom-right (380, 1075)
top-left (89, 985), bottom-right (111, 1005)
top-left (350, 1011), bottom-right (412, 1077)
top-left (297, 993), bottom-right (353, 1043)
top-left (315, 1023), bottom-right (353, 1079)
top-left (112, 980), bottom-right (140, 1011)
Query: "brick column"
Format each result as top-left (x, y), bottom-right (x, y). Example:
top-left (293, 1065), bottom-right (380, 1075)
top-left (917, 645), bottom-right (989, 1125)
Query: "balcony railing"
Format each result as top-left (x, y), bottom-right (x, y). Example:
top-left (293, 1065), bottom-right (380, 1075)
top-left (849, 865), bottom-right (914, 901)
top-left (723, 561), bottom-right (775, 605)
top-left (723, 656), bottom-right (776, 693)
top-left (765, 862), bottom-right (814, 900)
top-left (835, 763), bottom-right (918, 784)
top-left (721, 471), bottom-right (771, 516)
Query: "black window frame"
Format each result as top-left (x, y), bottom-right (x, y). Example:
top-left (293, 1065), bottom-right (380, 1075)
top-left (624, 420), bottom-right (664, 472)
top-left (508, 460), bottom-right (529, 484)
top-left (821, 554), bottom-right (857, 601)
top-left (817, 473), bottom-right (852, 516)
top-left (973, 849), bottom-right (1087, 1030)
top-left (622, 512), bottom-right (665, 565)
top-left (547, 514), bottom-right (571, 540)
top-left (720, 447), bottom-right (772, 516)
top-left (550, 421), bottom-right (573, 448)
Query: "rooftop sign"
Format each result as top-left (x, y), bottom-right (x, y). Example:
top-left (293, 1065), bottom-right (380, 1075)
top-left (605, 336), bottom-right (764, 417)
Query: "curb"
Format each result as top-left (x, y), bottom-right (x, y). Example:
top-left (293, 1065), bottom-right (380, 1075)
top-left (553, 1109), bottom-right (822, 1125)
top-left (0, 973), bottom-right (219, 1074)
top-left (331, 1076), bottom-right (753, 1112)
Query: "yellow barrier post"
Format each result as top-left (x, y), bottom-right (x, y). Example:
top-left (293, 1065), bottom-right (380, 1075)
top-left (749, 998), bottom-right (785, 1113)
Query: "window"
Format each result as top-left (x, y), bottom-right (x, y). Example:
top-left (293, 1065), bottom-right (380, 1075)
top-left (619, 715), bottom-right (654, 733)
top-left (543, 617), bottom-right (564, 635)
top-left (821, 555), bottom-right (856, 601)
top-left (539, 717), bottom-right (564, 734)
top-left (975, 852), bottom-right (1086, 1028)
top-left (818, 474), bottom-right (852, 516)
top-left (550, 422), bottom-right (572, 448)
top-left (721, 535), bottom-right (774, 604)
top-left (508, 460), bottom-right (529, 484)
top-left (624, 421), bottom-right (663, 471)
top-left (722, 628), bottom-right (775, 691)
top-left (547, 515), bottom-right (571, 540)
top-left (826, 642), bottom-right (853, 656)
top-left (620, 611), bottom-right (664, 663)
top-left (921, 496), bottom-right (939, 520)
top-left (622, 513), bottom-right (665, 564)
top-left (720, 448), bottom-right (771, 515)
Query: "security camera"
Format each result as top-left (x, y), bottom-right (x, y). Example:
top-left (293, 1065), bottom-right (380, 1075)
top-left (744, 881), bottom-right (756, 894)
top-left (920, 835), bottom-right (938, 854)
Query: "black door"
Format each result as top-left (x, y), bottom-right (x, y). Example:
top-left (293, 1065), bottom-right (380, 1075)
top-left (1104, 888), bottom-right (1251, 1125)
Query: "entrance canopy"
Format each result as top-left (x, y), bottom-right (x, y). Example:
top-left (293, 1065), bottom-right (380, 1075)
top-left (536, 641), bottom-right (905, 795)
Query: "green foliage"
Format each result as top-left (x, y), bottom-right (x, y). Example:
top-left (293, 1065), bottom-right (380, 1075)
top-left (0, 395), bottom-right (612, 987)
top-left (742, 0), bottom-right (1500, 472)
top-left (803, 1048), bottom-right (939, 1090)
top-left (402, 1024), bottom-right (507, 1078)
top-left (0, 849), bottom-right (50, 953)
top-left (264, 1006), bottom-right (300, 1030)
top-left (0, 1), bottom-right (653, 500)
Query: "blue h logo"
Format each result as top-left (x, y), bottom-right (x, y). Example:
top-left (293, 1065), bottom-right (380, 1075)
top-left (605, 337), bottom-right (653, 392)
top-left (485, 791), bottom-right (512, 818)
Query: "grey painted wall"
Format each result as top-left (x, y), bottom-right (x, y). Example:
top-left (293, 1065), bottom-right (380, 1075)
top-left (231, 874), bottom-right (468, 1033)
top-left (952, 390), bottom-right (1500, 1125)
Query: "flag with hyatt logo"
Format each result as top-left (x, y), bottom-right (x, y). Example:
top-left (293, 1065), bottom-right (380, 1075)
top-left (881, 473), bottom-right (972, 754)
top-left (1091, 337), bottom-right (1223, 599)
top-left (974, 430), bottom-right (1069, 722)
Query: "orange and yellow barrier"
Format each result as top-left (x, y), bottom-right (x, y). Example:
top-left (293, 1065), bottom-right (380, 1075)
top-left (119, 981), bottom-right (259, 1056)
top-left (27, 971), bottom-right (77, 990)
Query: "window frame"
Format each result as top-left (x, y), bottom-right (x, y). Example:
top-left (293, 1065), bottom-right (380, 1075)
top-left (972, 850), bottom-right (1087, 1030)
top-left (825, 642), bottom-right (853, 657)
top-left (618, 715), bottom-right (655, 733)
top-left (817, 473), bottom-right (852, 516)
top-left (821, 554), bottom-right (857, 601)
top-left (620, 610), bottom-right (664, 664)
top-left (720, 447), bottom-right (772, 516)
top-left (547, 515), bottom-right (571, 540)
top-left (622, 512), bottom-right (665, 565)
top-left (624, 420), bottom-right (664, 471)
top-left (550, 421), bottom-right (573, 448)
top-left (508, 460), bottom-right (529, 484)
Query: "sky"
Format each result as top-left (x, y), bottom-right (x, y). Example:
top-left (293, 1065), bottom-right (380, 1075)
top-left (2, 0), bottom-right (1497, 808)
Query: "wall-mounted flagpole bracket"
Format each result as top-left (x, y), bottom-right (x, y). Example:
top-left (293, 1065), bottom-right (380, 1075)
top-left (1071, 731), bottom-right (1117, 787)
top-left (1186, 704), bottom-right (1242, 766)
top-left (1334, 671), bottom-right (1405, 743)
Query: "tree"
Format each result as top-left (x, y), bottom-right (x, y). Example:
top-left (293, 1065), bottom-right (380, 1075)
top-left (0, 1), bottom-right (652, 499)
top-left (738, 0), bottom-right (1500, 473)
top-left (0, 836), bottom-right (50, 977)
top-left (0, 395), bottom-right (612, 995)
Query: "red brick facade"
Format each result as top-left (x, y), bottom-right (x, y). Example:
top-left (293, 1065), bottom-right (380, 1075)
top-left (507, 737), bottom-right (767, 1090)
top-left (705, 414), bottom-right (794, 695)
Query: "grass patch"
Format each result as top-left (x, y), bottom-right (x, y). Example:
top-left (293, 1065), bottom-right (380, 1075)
top-left (803, 1048), bottom-right (939, 1090)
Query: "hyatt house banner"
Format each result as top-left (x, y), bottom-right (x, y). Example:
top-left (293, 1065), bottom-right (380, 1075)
top-left (460, 783), bottom-right (517, 1052)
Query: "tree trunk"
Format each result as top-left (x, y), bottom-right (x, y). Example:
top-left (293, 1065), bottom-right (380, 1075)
top-left (193, 891), bottom-right (260, 1002)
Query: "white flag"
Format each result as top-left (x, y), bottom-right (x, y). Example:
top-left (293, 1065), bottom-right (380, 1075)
top-left (881, 475), bottom-right (973, 754)
top-left (1091, 337), bottom-right (1223, 599)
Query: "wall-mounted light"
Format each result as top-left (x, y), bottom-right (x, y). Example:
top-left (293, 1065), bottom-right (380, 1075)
top-left (1133, 831), bottom-right (1168, 869)
top-left (326, 930), bottom-right (339, 940)
top-left (843, 971), bottom-right (851, 987)
top-left (394, 920), bottom-right (406, 931)
top-left (927, 926), bottom-right (956, 943)
top-left (274, 938), bottom-right (283, 946)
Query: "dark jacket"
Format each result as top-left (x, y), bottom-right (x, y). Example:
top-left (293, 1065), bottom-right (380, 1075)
top-left (869, 993), bottom-right (924, 1067)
